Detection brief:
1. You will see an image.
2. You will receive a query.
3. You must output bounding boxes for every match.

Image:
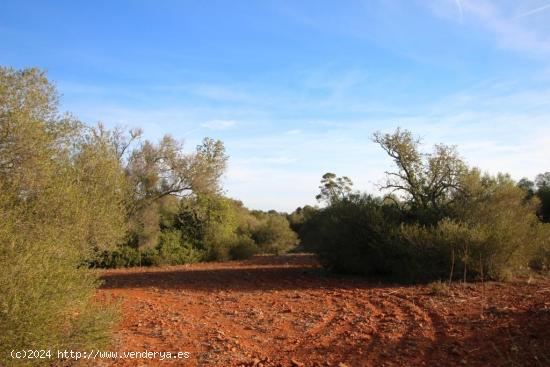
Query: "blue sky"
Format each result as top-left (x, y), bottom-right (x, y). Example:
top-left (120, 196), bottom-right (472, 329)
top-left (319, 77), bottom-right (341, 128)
top-left (1, 0), bottom-right (549, 211)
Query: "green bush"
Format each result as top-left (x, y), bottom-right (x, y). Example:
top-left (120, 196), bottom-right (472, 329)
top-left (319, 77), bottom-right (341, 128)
top-left (92, 246), bottom-right (142, 268)
top-left (396, 220), bottom-right (489, 282)
top-left (91, 230), bottom-right (204, 268)
top-left (177, 194), bottom-right (239, 261)
top-left (529, 224), bottom-right (550, 273)
top-left (301, 180), bottom-right (547, 283)
top-left (0, 68), bottom-right (122, 366)
top-left (251, 213), bottom-right (298, 255)
top-left (288, 205), bottom-right (318, 234)
top-left (301, 195), bottom-right (397, 277)
top-left (156, 230), bottom-right (203, 265)
top-left (454, 173), bottom-right (544, 280)
top-left (229, 236), bottom-right (259, 260)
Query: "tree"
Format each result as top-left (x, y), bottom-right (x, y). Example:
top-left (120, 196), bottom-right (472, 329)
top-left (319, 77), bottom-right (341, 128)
top-left (176, 193), bottom-right (238, 260)
top-left (535, 172), bottom-right (550, 223)
top-left (72, 125), bottom-right (131, 251)
top-left (316, 172), bottom-right (354, 205)
top-left (0, 67), bottom-right (121, 364)
top-left (121, 133), bottom-right (228, 250)
top-left (373, 128), bottom-right (466, 221)
top-left (518, 177), bottom-right (535, 199)
top-left (535, 172), bottom-right (550, 189)
top-left (193, 137), bottom-right (228, 194)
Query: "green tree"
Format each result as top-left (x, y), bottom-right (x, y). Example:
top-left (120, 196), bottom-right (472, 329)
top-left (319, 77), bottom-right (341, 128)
top-left (177, 194), bottom-right (238, 260)
top-left (125, 134), bottom-right (228, 251)
top-left (535, 172), bottom-right (550, 223)
top-left (316, 172), bottom-right (354, 206)
top-left (536, 172), bottom-right (550, 189)
top-left (517, 177), bottom-right (535, 199)
top-left (373, 128), bottom-right (466, 222)
top-left (0, 67), bottom-right (123, 365)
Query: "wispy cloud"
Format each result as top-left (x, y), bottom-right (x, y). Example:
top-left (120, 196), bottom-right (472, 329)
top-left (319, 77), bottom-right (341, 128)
top-left (426, 0), bottom-right (550, 56)
top-left (454, 0), bottom-right (464, 23)
top-left (517, 3), bottom-right (550, 18)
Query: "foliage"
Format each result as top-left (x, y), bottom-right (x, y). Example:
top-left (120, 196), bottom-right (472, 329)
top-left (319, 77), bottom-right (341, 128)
top-left (229, 236), bottom-right (259, 260)
top-left (177, 194), bottom-right (238, 260)
top-left (528, 224), bottom-right (550, 273)
top-left (156, 229), bottom-right (203, 265)
top-left (89, 229), bottom-right (204, 268)
top-left (373, 128), bottom-right (466, 223)
top-left (250, 212), bottom-right (298, 254)
top-left (315, 172), bottom-right (355, 206)
top-left (0, 67), bottom-right (122, 365)
top-left (302, 129), bottom-right (550, 283)
top-left (124, 134), bottom-right (228, 250)
top-left (535, 172), bottom-right (550, 223)
top-left (287, 205), bottom-right (318, 234)
top-left (454, 172), bottom-right (542, 279)
top-left (91, 246), bottom-right (143, 268)
top-left (301, 195), bottom-right (397, 276)
top-left (94, 195), bottom-right (298, 268)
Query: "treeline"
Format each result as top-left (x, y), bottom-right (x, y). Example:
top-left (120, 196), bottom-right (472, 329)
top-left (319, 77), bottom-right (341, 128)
top-left (91, 194), bottom-right (298, 268)
top-left (0, 67), bottom-right (296, 365)
top-left (292, 129), bottom-right (550, 283)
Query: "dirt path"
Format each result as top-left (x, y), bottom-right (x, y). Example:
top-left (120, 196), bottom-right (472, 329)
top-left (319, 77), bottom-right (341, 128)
top-left (97, 254), bottom-right (550, 367)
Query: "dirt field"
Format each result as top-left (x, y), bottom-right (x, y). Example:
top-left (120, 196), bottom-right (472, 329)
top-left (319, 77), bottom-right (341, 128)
top-left (97, 254), bottom-right (550, 367)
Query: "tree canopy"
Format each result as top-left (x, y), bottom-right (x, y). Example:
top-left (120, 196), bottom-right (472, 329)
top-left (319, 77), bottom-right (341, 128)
top-left (373, 128), bottom-right (466, 220)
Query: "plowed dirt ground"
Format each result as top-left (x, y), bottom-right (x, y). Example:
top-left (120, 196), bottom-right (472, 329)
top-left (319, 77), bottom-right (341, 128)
top-left (97, 253), bottom-right (550, 367)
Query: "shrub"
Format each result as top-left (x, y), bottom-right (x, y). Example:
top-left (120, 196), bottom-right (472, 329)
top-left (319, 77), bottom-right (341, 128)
top-left (251, 214), bottom-right (298, 255)
top-left (301, 180), bottom-right (545, 283)
top-left (91, 230), bottom-right (204, 268)
top-left (229, 236), bottom-right (259, 260)
top-left (396, 219), bottom-right (491, 282)
top-left (156, 230), bottom-right (203, 265)
top-left (529, 224), bottom-right (550, 273)
top-left (0, 68), bottom-right (122, 365)
top-left (91, 246), bottom-right (142, 268)
top-left (454, 173), bottom-right (544, 280)
top-left (288, 205), bottom-right (318, 234)
top-left (301, 195), bottom-right (397, 276)
top-left (177, 194), bottom-right (239, 261)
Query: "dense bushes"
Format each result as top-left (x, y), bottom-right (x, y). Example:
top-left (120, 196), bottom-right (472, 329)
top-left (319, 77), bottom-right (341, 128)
top-left (230, 236), bottom-right (259, 260)
top-left (300, 130), bottom-right (550, 283)
top-left (301, 196), bottom-right (395, 275)
top-left (157, 230), bottom-right (203, 265)
top-left (91, 229), bottom-right (203, 268)
top-left (177, 194), bottom-right (240, 261)
top-left (300, 195), bottom-right (458, 282)
top-left (93, 196), bottom-right (299, 268)
top-left (530, 226), bottom-right (550, 272)
top-left (301, 188), bottom-right (549, 283)
top-left (0, 68), bottom-right (122, 365)
top-left (250, 211), bottom-right (298, 254)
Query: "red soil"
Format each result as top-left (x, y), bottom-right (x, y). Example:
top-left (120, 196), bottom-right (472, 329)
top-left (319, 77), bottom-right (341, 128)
top-left (97, 253), bottom-right (550, 367)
